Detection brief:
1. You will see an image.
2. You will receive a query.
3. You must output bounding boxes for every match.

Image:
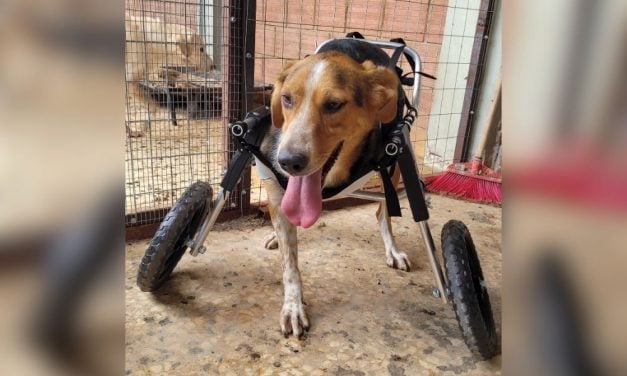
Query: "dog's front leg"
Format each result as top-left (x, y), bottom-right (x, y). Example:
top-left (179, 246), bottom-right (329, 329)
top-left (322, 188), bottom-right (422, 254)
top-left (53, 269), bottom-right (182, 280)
top-left (376, 165), bottom-right (411, 271)
top-left (376, 202), bottom-right (411, 271)
top-left (264, 179), bottom-right (310, 338)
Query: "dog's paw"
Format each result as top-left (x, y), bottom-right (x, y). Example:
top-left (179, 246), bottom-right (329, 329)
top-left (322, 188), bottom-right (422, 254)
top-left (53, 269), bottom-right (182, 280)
top-left (387, 249), bottom-right (411, 271)
top-left (263, 231), bottom-right (278, 249)
top-left (280, 300), bottom-right (309, 339)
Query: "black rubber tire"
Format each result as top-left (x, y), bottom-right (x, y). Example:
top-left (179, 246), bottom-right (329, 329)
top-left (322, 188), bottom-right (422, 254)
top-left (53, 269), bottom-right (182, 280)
top-left (441, 220), bottom-right (499, 359)
top-left (137, 181), bottom-right (213, 292)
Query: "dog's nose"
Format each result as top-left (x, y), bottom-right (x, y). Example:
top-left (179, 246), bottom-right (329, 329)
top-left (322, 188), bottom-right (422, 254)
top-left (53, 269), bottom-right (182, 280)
top-left (278, 150), bottom-right (309, 175)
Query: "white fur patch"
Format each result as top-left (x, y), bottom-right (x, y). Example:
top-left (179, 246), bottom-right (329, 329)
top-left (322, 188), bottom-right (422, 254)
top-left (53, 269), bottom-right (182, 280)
top-left (307, 60), bottom-right (327, 93)
top-left (264, 179), bottom-right (309, 337)
top-left (292, 60), bottom-right (327, 133)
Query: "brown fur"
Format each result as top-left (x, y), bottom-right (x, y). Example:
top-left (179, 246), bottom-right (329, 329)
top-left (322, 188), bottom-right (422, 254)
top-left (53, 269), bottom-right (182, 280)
top-left (270, 52), bottom-right (399, 186)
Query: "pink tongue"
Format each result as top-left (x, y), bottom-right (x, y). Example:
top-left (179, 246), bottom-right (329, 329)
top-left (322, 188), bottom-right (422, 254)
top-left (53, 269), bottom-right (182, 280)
top-left (281, 171), bottom-right (322, 228)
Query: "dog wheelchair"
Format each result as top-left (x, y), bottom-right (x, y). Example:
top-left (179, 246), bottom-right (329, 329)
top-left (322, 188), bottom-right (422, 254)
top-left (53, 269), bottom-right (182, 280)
top-left (137, 38), bottom-right (499, 359)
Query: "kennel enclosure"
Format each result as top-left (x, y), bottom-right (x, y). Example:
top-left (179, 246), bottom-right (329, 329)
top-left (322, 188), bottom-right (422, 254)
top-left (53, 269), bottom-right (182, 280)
top-left (125, 0), bottom-right (496, 236)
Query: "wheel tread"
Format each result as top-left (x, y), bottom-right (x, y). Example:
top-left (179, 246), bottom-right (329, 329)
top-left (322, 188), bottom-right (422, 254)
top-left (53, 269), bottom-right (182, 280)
top-left (441, 220), bottom-right (499, 359)
top-left (136, 181), bottom-right (213, 292)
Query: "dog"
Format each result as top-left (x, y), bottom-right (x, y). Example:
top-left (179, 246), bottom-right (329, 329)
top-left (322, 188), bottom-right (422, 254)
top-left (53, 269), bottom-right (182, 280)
top-left (125, 15), bottom-right (215, 137)
top-left (259, 39), bottom-right (411, 338)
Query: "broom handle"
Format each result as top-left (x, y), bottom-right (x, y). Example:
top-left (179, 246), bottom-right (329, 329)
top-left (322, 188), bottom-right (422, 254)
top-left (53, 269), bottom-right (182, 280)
top-left (469, 78), bottom-right (501, 174)
top-left (473, 79), bottom-right (502, 160)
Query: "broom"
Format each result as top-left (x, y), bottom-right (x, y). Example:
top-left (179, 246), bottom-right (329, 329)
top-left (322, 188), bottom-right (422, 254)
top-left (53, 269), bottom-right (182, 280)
top-left (426, 81), bottom-right (502, 204)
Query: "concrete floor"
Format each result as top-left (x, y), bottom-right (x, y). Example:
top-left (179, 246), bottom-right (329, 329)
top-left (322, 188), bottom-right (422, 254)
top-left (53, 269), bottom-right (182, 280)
top-left (125, 195), bottom-right (502, 375)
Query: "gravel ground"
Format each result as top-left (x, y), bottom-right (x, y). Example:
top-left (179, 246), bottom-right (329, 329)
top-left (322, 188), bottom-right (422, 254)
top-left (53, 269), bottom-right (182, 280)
top-left (125, 194), bottom-right (502, 375)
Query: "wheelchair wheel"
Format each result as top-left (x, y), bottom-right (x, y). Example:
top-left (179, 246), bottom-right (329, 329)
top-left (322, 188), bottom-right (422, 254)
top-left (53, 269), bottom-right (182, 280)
top-left (137, 181), bottom-right (213, 292)
top-left (441, 220), bottom-right (499, 359)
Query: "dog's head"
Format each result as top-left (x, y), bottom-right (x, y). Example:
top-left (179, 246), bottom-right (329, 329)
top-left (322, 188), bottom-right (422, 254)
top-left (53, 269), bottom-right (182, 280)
top-left (270, 51), bottom-right (399, 227)
top-left (177, 33), bottom-right (215, 72)
top-left (271, 51), bottom-right (399, 180)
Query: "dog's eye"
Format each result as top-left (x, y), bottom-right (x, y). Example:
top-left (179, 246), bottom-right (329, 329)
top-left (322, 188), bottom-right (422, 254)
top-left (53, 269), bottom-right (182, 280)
top-left (323, 100), bottom-right (346, 114)
top-left (281, 95), bottom-right (293, 108)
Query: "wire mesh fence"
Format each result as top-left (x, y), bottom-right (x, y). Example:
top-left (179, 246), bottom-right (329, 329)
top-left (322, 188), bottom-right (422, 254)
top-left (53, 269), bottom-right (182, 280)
top-left (125, 0), bottom-right (248, 228)
top-left (125, 0), bottom-right (493, 230)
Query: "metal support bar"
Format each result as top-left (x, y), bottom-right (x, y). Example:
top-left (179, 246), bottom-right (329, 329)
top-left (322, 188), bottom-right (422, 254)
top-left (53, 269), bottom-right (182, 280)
top-left (243, 0), bottom-right (257, 112)
top-left (348, 189), bottom-right (407, 202)
top-left (189, 189), bottom-right (230, 256)
top-left (419, 221), bottom-right (449, 303)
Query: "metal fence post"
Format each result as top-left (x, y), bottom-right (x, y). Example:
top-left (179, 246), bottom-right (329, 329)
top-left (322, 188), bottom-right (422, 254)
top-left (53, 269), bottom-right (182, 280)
top-left (226, 0), bottom-right (256, 214)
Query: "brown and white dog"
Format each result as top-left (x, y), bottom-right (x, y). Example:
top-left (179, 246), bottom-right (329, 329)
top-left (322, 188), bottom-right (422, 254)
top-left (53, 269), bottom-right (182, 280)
top-left (259, 39), bottom-right (411, 338)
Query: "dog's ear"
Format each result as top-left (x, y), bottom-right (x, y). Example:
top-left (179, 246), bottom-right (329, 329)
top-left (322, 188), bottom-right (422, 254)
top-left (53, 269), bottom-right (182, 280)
top-left (177, 34), bottom-right (192, 57)
top-left (177, 34), bottom-right (203, 58)
top-left (363, 61), bottom-right (399, 123)
top-left (271, 61), bottom-right (296, 128)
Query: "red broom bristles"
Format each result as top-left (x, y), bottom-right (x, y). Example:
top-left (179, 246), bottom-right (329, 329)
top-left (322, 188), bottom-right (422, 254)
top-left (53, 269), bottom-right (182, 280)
top-left (431, 79), bottom-right (503, 204)
top-left (426, 169), bottom-right (502, 204)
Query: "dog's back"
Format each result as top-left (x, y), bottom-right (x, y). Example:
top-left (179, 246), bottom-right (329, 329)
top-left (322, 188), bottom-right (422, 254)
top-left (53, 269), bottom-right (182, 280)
top-left (317, 38), bottom-right (391, 66)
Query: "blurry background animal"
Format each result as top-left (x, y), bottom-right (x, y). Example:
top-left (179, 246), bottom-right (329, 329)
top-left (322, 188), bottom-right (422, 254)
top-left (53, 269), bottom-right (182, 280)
top-left (125, 15), bottom-right (215, 137)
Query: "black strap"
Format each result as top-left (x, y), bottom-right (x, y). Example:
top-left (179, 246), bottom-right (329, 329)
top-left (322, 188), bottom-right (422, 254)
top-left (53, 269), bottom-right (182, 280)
top-left (390, 38), bottom-right (415, 73)
top-left (378, 42), bottom-right (412, 219)
top-left (345, 31), bottom-right (365, 39)
top-left (388, 45), bottom-right (405, 71)
top-left (379, 165), bottom-right (401, 217)
top-left (220, 150), bottom-right (252, 191)
top-left (343, 33), bottom-right (436, 83)
top-left (396, 127), bottom-right (430, 222)
top-left (389, 37), bottom-right (437, 85)
top-left (414, 71), bottom-right (437, 80)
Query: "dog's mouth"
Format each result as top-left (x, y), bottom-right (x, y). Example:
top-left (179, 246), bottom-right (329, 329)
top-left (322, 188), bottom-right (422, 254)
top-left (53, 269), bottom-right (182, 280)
top-left (281, 141), bottom-right (344, 229)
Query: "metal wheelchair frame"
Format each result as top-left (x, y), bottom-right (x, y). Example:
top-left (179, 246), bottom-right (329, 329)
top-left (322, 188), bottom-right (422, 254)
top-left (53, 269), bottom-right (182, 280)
top-left (187, 38), bottom-right (450, 303)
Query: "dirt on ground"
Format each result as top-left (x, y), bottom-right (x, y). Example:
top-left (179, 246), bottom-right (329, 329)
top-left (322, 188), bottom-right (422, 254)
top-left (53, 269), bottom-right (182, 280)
top-left (125, 194), bottom-right (501, 375)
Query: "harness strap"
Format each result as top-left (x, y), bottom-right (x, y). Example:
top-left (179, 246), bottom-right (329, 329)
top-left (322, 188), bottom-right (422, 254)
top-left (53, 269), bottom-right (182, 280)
top-left (388, 45), bottom-right (405, 71)
top-left (344, 32), bottom-right (437, 85)
top-left (390, 38), bottom-right (415, 74)
top-left (390, 37), bottom-right (437, 86)
top-left (345, 31), bottom-right (365, 39)
top-left (378, 164), bottom-right (402, 217)
top-left (377, 106), bottom-right (419, 217)
top-left (389, 43), bottom-right (415, 112)
top-left (378, 43), bottom-right (412, 217)
top-left (397, 138), bottom-right (430, 222)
